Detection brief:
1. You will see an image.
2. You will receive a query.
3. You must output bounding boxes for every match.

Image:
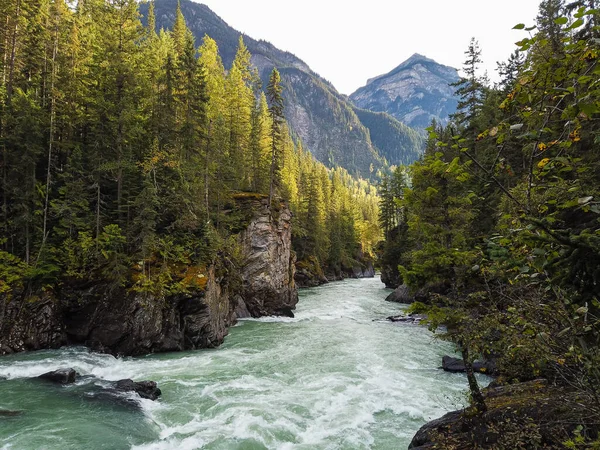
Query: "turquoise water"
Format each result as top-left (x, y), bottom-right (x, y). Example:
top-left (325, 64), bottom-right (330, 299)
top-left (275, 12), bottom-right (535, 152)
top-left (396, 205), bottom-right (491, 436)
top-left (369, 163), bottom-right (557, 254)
top-left (0, 277), bottom-right (483, 449)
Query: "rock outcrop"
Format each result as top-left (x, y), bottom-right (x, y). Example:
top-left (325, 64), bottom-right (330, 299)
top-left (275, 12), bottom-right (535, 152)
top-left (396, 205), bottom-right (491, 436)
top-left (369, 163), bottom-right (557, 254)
top-left (409, 379), bottom-right (595, 449)
top-left (60, 265), bottom-right (233, 356)
top-left (0, 293), bottom-right (67, 354)
top-left (295, 259), bottom-right (375, 288)
top-left (238, 198), bottom-right (298, 317)
top-left (0, 200), bottom-right (297, 356)
top-left (385, 284), bottom-right (414, 303)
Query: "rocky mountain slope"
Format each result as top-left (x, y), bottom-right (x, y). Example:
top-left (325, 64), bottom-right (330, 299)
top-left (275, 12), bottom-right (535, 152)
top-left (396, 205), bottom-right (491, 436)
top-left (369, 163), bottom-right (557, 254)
top-left (144, 0), bottom-right (424, 175)
top-left (350, 53), bottom-right (460, 129)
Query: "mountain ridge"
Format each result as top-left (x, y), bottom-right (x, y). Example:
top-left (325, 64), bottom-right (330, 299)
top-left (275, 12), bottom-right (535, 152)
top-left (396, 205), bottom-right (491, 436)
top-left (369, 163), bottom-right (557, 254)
top-left (351, 53), bottom-right (461, 129)
top-left (143, 0), bottom-right (424, 175)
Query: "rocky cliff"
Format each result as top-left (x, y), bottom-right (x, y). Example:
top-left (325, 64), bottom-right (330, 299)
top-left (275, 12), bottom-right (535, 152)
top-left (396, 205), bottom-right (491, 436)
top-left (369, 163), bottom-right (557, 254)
top-left (238, 197), bottom-right (298, 317)
top-left (350, 53), bottom-right (460, 129)
top-left (0, 201), bottom-right (297, 356)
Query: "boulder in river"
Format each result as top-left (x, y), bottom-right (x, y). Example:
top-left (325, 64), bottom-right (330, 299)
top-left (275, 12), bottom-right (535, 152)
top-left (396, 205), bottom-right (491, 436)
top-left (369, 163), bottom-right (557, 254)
top-left (114, 379), bottom-right (162, 400)
top-left (275, 306), bottom-right (295, 318)
top-left (38, 368), bottom-right (78, 384)
top-left (387, 314), bottom-right (426, 324)
top-left (385, 284), bottom-right (414, 304)
top-left (442, 355), bottom-right (497, 375)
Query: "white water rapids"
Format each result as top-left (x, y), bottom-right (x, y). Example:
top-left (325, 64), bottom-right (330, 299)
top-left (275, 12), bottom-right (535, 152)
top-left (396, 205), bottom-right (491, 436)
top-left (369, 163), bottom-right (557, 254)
top-left (0, 277), bottom-right (486, 449)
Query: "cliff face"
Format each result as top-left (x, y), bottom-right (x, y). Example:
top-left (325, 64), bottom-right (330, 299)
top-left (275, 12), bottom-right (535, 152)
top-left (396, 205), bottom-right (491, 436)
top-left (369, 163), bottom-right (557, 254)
top-left (239, 199), bottom-right (298, 317)
top-left (0, 202), bottom-right (297, 356)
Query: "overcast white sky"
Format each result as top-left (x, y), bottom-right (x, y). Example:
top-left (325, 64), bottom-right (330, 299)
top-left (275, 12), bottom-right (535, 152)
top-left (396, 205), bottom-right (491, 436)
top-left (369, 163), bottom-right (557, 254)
top-left (193, 0), bottom-right (542, 95)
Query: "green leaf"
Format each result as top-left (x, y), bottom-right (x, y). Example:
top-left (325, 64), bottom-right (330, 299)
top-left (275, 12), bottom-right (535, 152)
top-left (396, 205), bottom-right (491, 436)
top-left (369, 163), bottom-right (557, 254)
top-left (554, 17), bottom-right (569, 25)
top-left (579, 103), bottom-right (599, 116)
top-left (567, 18), bottom-right (585, 30)
top-left (513, 23), bottom-right (526, 29)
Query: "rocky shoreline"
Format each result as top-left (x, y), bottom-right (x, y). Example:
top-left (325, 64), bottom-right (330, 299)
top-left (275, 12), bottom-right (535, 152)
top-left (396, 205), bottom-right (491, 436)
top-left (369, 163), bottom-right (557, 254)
top-left (408, 378), bottom-right (596, 449)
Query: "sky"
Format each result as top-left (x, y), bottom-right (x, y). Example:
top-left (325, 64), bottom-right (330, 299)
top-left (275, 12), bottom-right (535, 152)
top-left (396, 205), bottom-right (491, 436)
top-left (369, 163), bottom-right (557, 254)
top-left (192, 0), bottom-right (542, 95)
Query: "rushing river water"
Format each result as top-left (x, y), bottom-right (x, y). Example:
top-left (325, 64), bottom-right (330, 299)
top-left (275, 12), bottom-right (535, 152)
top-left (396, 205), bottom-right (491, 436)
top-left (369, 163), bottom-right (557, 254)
top-left (0, 277), bottom-right (485, 450)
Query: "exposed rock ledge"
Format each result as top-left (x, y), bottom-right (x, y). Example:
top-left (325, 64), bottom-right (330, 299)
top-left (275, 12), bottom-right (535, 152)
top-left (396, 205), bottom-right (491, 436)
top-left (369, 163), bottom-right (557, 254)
top-left (409, 379), bottom-right (595, 449)
top-left (0, 198), bottom-right (297, 357)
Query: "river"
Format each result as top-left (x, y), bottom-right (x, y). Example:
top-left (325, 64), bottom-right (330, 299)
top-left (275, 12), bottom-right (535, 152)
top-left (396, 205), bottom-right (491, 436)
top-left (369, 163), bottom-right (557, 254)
top-left (0, 277), bottom-right (484, 449)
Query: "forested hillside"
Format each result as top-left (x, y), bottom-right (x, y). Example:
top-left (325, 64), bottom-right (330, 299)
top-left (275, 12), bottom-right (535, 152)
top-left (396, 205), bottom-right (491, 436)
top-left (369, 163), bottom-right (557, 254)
top-left (381, 1), bottom-right (600, 446)
top-left (353, 108), bottom-right (425, 166)
top-left (142, 0), bottom-right (425, 175)
top-left (0, 0), bottom-right (380, 297)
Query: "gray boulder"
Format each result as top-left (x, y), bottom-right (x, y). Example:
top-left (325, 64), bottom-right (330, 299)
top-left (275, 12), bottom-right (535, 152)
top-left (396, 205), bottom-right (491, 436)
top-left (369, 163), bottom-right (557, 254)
top-left (385, 284), bottom-right (414, 304)
top-left (38, 368), bottom-right (77, 384)
top-left (114, 379), bottom-right (162, 400)
top-left (442, 355), bottom-right (497, 375)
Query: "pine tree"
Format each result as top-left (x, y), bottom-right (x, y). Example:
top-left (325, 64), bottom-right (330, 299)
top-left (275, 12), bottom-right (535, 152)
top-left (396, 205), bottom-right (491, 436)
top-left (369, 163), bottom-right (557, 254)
top-left (172, 0), bottom-right (187, 56)
top-left (266, 68), bottom-right (284, 209)
top-left (537, 0), bottom-right (565, 54)
top-left (146, 0), bottom-right (156, 36)
top-left (451, 38), bottom-right (485, 135)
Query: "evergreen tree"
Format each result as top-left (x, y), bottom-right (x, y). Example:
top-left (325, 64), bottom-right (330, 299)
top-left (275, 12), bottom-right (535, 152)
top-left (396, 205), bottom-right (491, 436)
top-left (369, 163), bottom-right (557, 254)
top-left (266, 68), bottom-right (284, 209)
top-left (451, 38), bottom-right (485, 137)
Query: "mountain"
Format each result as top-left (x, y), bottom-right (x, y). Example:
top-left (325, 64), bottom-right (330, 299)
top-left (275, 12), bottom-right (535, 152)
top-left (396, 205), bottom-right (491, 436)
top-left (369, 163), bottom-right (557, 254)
top-left (350, 54), bottom-right (460, 129)
top-left (143, 0), bottom-right (425, 175)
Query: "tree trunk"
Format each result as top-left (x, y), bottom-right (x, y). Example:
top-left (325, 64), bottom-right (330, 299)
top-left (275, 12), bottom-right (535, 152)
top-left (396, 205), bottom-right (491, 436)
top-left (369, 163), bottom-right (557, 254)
top-left (204, 119), bottom-right (212, 223)
top-left (40, 17), bottom-right (59, 258)
top-left (95, 182), bottom-right (101, 249)
top-left (6, 0), bottom-right (21, 103)
top-left (461, 345), bottom-right (487, 413)
top-left (268, 127), bottom-right (277, 210)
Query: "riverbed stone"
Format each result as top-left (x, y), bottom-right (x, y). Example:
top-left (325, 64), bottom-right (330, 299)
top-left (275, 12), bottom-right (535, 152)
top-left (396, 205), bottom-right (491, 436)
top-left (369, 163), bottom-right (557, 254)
top-left (385, 284), bottom-right (414, 304)
top-left (114, 379), bottom-right (161, 400)
top-left (441, 355), bottom-right (497, 375)
top-left (38, 368), bottom-right (78, 384)
top-left (387, 314), bottom-right (426, 324)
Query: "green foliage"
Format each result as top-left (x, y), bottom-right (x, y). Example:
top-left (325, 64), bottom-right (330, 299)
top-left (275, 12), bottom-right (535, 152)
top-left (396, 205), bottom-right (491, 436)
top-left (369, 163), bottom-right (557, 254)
top-left (382, 2), bottom-right (600, 426)
top-left (0, 247), bottom-right (28, 295)
top-left (400, 152), bottom-right (477, 289)
top-left (0, 0), bottom-right (381, 301)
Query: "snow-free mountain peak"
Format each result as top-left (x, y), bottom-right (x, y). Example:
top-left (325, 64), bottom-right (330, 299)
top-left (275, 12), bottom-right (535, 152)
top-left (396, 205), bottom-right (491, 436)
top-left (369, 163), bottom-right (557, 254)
top-left (351, 54), bottom-right (460, 129)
